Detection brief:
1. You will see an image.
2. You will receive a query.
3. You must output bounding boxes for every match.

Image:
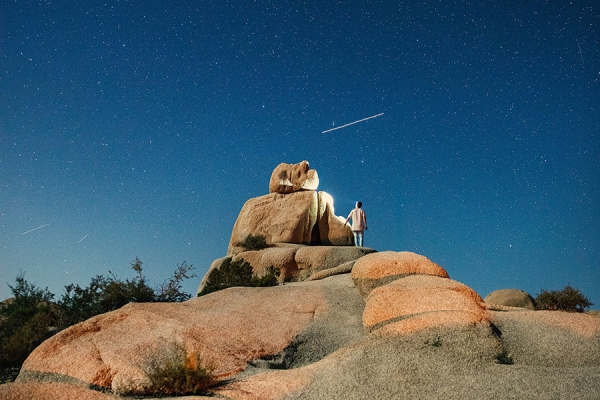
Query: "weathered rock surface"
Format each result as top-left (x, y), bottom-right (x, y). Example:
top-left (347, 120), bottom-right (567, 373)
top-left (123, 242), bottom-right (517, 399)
top-left (0, 381), bottom-right (118, 400)
top-left (269, 160), bottom-right (319, 194)
top-left (484, 289), bottom-right (536, 310)
top-left (228, 191), bottom-right (352, 254)
top-left (294, 246), bottom-right (375, 281)
top-left (352, 251), bottom-right (449, 298)
top-left (198, 245), bottom-right (374, 294)
top-left (364, 275), bottom-right (490, 335)
top-left (17, 275), bottom-right (365, 396)
top-left (8, 270), bottom-right (600, 400)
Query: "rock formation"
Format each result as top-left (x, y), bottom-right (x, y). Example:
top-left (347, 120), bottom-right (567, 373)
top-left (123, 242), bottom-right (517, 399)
top-left (484, 289), bottom-right (536, 310)
top-left (269, 160), bottom-right (319, 194)
top-left (199, 161), bottom-right (363, 294)
top-left (9, 251), bottom-right (600, 400)
top-left (5, 161), bottom-right (600, 400)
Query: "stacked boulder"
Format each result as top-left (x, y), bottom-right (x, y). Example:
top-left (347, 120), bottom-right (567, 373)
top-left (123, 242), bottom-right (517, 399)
top-left (352, 251), bottom-right (492, 335)
top-left (199, 161), bottom-right (374, 292)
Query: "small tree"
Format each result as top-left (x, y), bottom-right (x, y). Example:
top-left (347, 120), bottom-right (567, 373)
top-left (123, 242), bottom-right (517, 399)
top-left (535, 285), bottom-right (593, 312)
top-left (237, 234), bottom-right (270, 251)
top-left (198, 259), bottom-right (280, 296)
top-left (0, 274), bottom-right (60, 368)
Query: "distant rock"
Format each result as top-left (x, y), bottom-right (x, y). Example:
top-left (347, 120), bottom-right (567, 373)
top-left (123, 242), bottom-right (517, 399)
top-left (352, 251), bottom-right (449, 298)
top-left (269, 160), bottom-right (319, 194)
top-left (484, 289), bottom-right (536, 310)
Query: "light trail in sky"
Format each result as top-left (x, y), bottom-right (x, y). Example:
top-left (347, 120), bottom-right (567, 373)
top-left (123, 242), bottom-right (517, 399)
top-left (21, 223), bottom-right (49, 235)
top-left (322, 113), bottom-right (384, 133)
top-left (77, 234), bottom-right (89, 243)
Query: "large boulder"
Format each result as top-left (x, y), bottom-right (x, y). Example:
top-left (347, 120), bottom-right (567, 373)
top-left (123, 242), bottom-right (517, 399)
top-left (484, 289), bottom-right (536, 310)
top-left (352, 251), bottom-right (449, 298)
top-left (228, 191), bottom-right (352, 253)
top-left (229, 191), bottom-right (318, 253)
top-left (363, 275), bottom-right (490, 335)
top-left (269, 160), bottom-right (319, 194)
top-left (18, 275), bottom-right (365, 395)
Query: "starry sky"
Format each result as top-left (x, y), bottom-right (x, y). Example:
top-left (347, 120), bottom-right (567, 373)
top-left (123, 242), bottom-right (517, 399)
top-left (1, 1), bottom-right (599, 307)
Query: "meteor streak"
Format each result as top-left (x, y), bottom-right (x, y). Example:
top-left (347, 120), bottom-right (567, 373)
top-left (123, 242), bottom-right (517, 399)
top-left (322, 113), bottom-right (384, 133)
top-left (78, 234), bottom-right (89, 243)
top-left (21, 223), bottom-right (49, 235)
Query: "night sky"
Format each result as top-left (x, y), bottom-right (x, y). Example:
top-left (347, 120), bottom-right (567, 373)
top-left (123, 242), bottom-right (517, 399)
top-left (1, 1), bottom-right (599, 308)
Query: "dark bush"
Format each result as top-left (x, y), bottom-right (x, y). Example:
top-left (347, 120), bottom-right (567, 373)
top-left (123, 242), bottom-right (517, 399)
top-left (237, 234), bottom-right (270, 251)
top-left (0, 274), bottom-right (60, 369)
top-left (198, 258), bottom-right (280, 296)
top-left (0, 259), bottom-right (195, 379)
top-left (535, 285), bottom-right (593, 312)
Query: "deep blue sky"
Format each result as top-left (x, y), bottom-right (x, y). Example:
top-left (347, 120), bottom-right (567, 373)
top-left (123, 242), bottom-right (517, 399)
top-left (1, 1), bottom-right (599, 307)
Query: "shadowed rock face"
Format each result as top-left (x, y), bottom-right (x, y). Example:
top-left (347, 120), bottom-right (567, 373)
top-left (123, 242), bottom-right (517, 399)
top-left (197, 245), bottom-right (375, 294)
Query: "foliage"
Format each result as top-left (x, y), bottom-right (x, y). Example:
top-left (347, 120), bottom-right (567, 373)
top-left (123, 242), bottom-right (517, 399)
top-left (0, 259), bottom-right (195, 378)
top-left (0, 274), bottom-right (61, 369)
top-left (250, 266), bottom-right (280, 287)
top-left (59, 258), bottom-right (195, 326)
top-left (237, 234), bottom-right (270, 251)
top-left (143, 341), bottom-right (216, 395)
top-left (155, 261), bottom-right (197, 302)
top-left (535, 285), bottom-right (593, 313)
top-left (198, 258), bottom-right (280, 296)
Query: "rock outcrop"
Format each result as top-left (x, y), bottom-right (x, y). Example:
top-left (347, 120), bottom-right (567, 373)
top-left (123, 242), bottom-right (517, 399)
top-left (198, 245), bottom-right (375, 292)
top-left (11, 269), bottom-right (600, 400)
top-left (17, 275), bottom-right (365, 395)
top-left (269, 160), bottom-right (319, 194)
top-left (220, 161), bottom-right (358, 284)
top-left (484, 289), bottom-right (536, 310)
top-left (352, 251), bottom-right (449, 298)
top-left (228, 191), bottom-right (353, 254)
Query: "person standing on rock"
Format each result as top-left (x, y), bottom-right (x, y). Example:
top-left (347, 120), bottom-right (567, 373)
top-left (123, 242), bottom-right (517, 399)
top-left (345, 202), bottom-right (368, 247)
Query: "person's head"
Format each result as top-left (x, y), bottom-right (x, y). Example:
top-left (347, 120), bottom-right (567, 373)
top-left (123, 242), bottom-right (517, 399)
top-left (356, 202), bottom-right (362, 208)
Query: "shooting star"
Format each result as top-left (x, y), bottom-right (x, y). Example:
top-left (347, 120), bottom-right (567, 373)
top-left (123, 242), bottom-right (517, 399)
top-left (21, 223), bottom-right (50, 235)
top-left (576, 39), bottom-right (584, 67)
top-left (322, 113), bottom-right (384, 134)
top-left (77, 234), bottom-right (89, 243)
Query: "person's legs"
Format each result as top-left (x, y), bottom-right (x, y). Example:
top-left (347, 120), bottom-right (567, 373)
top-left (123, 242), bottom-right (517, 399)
top-left (353, 231), bottom-right (360, 247)
top-left (357, 231), bottom-right (364, 247)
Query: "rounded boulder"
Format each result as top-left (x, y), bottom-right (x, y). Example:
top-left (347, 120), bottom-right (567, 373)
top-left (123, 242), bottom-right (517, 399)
top-left (352, 251), bottom-right (449, 298)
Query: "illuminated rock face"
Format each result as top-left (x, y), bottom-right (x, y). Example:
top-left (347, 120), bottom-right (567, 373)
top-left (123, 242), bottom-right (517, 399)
top-left (269, 160), bottom-right (319, 194)
top-left (227, 191), bottom-right (353, 254)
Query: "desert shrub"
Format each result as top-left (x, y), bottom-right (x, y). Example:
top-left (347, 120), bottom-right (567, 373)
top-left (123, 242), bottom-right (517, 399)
top-left (535, 285), bottom-right (593, 312)
top-left (251, 266), bottom-right (281, 287)
top-left (0, 274), bottom-right (61, 369)
top-left (0, 259), bottom-right (195, 380)
top-left (143, 341), bottom-right (215, 395)
top-left (59, 258), bottom-right (196, 326)
top-left (198, 259), bottom-right (280, 296)
top-left (198, 258), bottom-right (254, 296)
top-left (237, 234), bottom-right (270, 251)
top-left (495, 349), bottom-right (514, 365)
